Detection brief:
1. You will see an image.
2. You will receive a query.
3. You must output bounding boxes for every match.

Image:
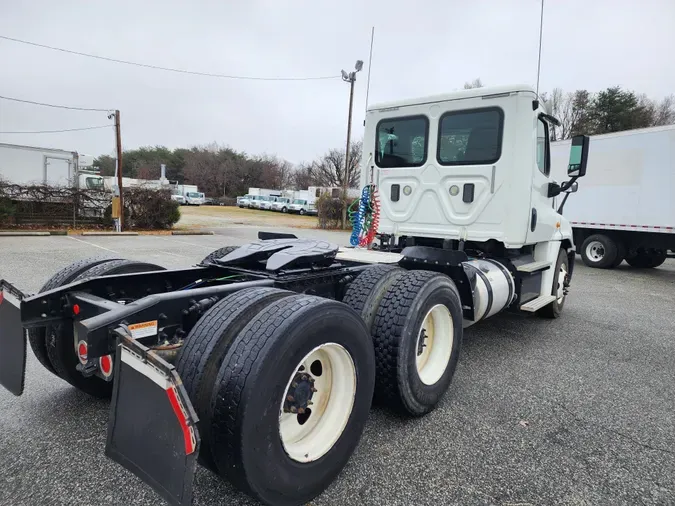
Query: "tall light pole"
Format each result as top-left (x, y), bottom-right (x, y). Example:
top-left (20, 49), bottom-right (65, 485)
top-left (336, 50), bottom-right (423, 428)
top-left (341, 59), bottom-right (363, 229)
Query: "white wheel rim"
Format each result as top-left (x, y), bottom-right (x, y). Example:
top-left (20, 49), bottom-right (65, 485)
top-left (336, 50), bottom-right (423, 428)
top-left (556, 264), bottom-right (568, 304)
top-left (415, 304), bottom-right (453, 386)
top-left (585, 240), bottom-right (605, 262)
top-left (279, 343), bottom-right (356, 463)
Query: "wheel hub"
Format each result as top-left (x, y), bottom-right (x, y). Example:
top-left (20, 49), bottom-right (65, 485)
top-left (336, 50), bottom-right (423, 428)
top-left (586, 240), bottom-right (605, 262)
top-left (283, 372), bottom-right (316, 414)
top-left (417, 328), bottom-right (428, 356)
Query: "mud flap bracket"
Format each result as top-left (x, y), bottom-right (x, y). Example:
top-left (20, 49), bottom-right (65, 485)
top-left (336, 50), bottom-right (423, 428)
top-left (105, 328), bottom-right (200, 506)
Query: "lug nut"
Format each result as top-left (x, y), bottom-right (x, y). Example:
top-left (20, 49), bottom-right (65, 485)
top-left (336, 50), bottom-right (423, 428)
top-left (290, 406), bottom-right (297, 413)
top-left (311, 387), bottom-right (317, 393)
top-left (287, 395), bottom-right (295, 402)
top-left (297, 408), bottom-right (305, 414)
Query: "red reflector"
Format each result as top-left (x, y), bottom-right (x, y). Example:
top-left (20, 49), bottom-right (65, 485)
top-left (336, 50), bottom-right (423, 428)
top-left (166, 386), bottom-right (196, 455)
top-left (77, 341), bottom-right (88, 362)
top-left (72, 304), bottom-right (80, 316)
top-left (0, 290), bottom-right (4, 305)
top-left (100, 355), bottom-right (113, 376)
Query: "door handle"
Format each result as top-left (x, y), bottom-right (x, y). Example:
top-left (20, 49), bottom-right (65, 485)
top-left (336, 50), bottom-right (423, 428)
top-left (463, 183), bottom-right (475, 203)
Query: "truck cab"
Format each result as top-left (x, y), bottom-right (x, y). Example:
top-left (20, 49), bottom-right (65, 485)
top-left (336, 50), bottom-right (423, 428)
top-left (288, 199), bottom-right (316, 215)
top-left (363, 84), bottom-right (570, 248)
top-left (185, 192), bottom-right (205, 206)
top-left (358, 84), bottom-right (587, 317)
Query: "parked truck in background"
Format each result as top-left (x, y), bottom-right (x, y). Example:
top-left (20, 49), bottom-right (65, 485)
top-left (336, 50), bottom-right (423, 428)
top-left (551, 125), bottom-right (675, 269)
top-left (0, 142), bottom-right (104, 189)
top-left (173, 184), bottom-right (205, 205)
top-left (239, 188), bottom-right (282, 208)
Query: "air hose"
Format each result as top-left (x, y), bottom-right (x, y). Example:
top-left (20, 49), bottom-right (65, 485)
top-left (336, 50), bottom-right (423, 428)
top-left (349, 185), bottom-right (380, 247)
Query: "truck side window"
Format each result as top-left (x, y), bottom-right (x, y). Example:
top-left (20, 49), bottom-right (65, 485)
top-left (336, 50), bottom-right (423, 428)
top-left (537, 118), bottom-right (550, 176)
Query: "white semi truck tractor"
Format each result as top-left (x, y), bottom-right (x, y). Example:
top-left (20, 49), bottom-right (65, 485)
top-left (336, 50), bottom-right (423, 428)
top-left (0, 85), bottom-right (589, 506)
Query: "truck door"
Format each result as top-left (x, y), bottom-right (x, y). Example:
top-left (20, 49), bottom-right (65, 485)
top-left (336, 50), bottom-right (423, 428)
top-left (44, 156), bottom-right (72, 186)
top-left (525, 115), bottom-right (558, 244)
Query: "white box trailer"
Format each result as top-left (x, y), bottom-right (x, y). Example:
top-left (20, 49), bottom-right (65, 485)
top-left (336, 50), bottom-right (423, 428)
top-left (551, 125), bottom-right (675, 268)
top-left (0, 142), bottom-right (78, 186)
top-left (0, 142), bottom-right (105, 190)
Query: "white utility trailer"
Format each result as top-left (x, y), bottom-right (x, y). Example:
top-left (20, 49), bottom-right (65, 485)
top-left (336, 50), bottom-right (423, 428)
top-left (551, 125), bottom-right (675, 268)
top-left (0, 142), bottom-right (103, 189)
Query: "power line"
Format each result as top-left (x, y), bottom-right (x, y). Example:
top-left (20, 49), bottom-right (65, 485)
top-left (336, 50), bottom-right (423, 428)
top-left (0, 34), bottom-right (341, 81)
top-left (0, 94), bottom-right (111, 112)
top-left (0, 125), bottom-right (111, 134)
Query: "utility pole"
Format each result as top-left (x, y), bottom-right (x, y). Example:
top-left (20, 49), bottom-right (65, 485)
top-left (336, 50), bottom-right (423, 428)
top-left (341, 60), bottom-right (363, 229)
top-left (343, 78), bottom-right (355, 227)
top-left (114, 109), bottom-right (124, 231)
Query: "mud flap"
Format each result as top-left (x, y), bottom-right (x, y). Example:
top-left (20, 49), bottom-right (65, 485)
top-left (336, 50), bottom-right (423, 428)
top-left (0, 281), bottom-right (26, 396)
top-left (106, 330), bottom-right (200, 506)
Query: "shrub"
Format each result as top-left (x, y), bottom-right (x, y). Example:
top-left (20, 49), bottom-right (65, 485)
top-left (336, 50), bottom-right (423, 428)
top-left (316, 194), bottom-right (351, 230)
top-left (0, 181), bottom-right (180, 230)
top-left (0, 196), bottom-right (16, 225)
top-left (105, 187), bottom-right (181, 229)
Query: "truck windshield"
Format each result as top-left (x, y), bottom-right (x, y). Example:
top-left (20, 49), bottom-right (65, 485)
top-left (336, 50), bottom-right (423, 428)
top-left (187, 192), bottom-right (203, 198)
top-left (85, 177), bottom-right (104, 190)
top-left (293, 199), bottom-right (306, 205)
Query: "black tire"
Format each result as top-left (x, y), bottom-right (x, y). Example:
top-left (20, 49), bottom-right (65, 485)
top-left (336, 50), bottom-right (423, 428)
top-left (580, 234), bottom-right (617, 268)
top-left (175, 287), bottom-right (293, 472)
top-left (371, 270), bottom-right (463, 416)
top-left (626, 250), bottom-right (667, 268)
top-left (342, 264), bottom-right (405, 332)
top-left (200, 245), bottom-right (238, 265)
top-left (46, 260), bottom-right (165, 398)
top-left (538, 249), bottom-right (569, 319)
top-left (210, 295), bottom-right (375, 506)
top-left (27, 257), bottom-right (121, 376)
top-left (299, 209), bottom-right (306, 215)
top-left (611, 241), bottom-right (627, 268)
top-left (281, 206), bottom-right (287, 213)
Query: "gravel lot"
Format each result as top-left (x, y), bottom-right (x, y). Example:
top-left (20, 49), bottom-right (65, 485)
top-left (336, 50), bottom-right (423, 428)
top-left (1, 232), bottom-right (674, 506)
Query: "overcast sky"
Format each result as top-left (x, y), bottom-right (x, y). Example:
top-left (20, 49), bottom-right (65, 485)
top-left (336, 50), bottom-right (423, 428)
top-left (1, 0), bottom-right (673, 164)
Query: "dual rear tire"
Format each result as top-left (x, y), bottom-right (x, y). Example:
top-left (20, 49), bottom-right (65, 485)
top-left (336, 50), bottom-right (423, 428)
top-left (28, 258), bottom-right (165, 398)
top-left (176, 289), bottom-right (375, 506)
top-left (343, 265), bottom-right (464, 416)
top-left (580, 234), bottom-right (667, 269)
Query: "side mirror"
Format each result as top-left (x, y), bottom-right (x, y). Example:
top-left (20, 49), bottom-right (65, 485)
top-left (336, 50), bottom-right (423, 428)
top-left (568, 135), bottom-right (589, 177)
top-left (565, 182), bottom-right (579, 193)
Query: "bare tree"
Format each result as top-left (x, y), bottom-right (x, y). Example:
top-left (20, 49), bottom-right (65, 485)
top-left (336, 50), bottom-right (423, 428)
top-left (463, 78), bottom-right (483, 89)
top-left (652, 95), bottom-right (675, 126)
top-left (309, 141), bottom-right (362, 188)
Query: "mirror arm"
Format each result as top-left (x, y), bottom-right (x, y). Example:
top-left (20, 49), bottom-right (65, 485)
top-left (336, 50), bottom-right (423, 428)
top-left (557, 192), bottom-right (571, 215)
top-left (559, 175), bottom-right (579, 192)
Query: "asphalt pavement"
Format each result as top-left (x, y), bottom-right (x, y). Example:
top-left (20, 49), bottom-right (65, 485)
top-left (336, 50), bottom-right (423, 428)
top-left (0, 232), bottom-right (673, 506)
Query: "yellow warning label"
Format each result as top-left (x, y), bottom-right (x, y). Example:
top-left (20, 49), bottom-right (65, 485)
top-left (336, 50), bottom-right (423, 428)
top-left (128, 320), bottom-right (158, 339)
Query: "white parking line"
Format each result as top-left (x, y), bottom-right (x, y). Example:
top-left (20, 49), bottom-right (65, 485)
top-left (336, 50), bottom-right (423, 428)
top-left (68, 236), bottom-right (120, 254)
top-left (157, 237), bottom-right (216, 250)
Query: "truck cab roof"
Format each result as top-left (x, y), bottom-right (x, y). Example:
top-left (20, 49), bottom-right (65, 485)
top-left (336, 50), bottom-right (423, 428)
top-left (368, 84), bottom-right (536, 112)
